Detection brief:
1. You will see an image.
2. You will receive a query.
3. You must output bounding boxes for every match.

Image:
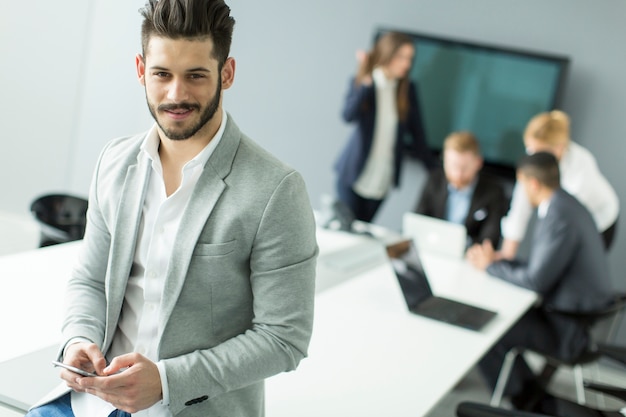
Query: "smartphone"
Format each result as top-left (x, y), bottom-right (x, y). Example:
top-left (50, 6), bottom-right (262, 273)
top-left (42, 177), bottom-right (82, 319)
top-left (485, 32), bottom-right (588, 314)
top-left (52, 361), bottom-right (99, 377)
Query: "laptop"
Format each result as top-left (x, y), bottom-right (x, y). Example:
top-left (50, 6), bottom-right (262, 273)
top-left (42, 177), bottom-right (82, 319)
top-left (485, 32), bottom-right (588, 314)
top-left (386, 239), bottom-right (496, 331)
top-left (402, 212), bottom-right (467, 259)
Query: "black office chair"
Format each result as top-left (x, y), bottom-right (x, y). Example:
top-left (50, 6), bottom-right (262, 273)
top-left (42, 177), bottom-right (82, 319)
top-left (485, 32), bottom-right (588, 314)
top-left (459, 377), bottom-right (626, 417)
top-left (457, 398), bottom-right (626, 417)
top-left (490, 294), bottom-right (626, 407)
top-left (459, 343), bottom-right (626, 417)
top-left (30, 193), bottom-right (88, 247)
top-left (457, 401), bottom-right (554, 417)
top-left (581, 343), bottom-right (626, 405)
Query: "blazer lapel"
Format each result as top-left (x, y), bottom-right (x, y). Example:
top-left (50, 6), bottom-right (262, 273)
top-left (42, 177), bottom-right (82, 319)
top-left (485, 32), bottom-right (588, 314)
top-left (105, 154), bottom-right (151, 346)
top-left (157, 116), bottom-right (241, 340)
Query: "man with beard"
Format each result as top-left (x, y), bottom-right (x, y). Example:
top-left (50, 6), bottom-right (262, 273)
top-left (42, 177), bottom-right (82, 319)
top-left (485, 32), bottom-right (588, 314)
top-left (26, 1), bottom-right (318, 417)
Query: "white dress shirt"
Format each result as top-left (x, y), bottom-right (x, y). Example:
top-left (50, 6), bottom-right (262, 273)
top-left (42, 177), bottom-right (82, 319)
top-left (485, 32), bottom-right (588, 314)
top-left (71, 111), bottom-right (227, 417)
top-left (353, 67), bottom-right (398, 199)
top-left (501, 141), bottom-right (619, 241)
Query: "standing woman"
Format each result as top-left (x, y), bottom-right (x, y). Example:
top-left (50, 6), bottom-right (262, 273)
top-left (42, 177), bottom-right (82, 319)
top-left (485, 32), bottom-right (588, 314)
top-left (499, 110), bottom-right (619, 258)
top-left (334, 31), bottom-right (435, 223)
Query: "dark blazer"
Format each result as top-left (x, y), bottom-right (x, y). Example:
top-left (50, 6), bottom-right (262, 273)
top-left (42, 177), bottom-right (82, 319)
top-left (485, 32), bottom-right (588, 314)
top-left (334, 78), bottom-right (436, 191)
top-left (415, 168), bottom-right (507, 247)
top-left (487, 188), bottom-right (614, 359)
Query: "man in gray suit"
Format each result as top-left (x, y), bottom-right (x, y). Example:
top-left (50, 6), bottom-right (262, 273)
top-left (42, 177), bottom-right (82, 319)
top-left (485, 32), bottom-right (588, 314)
top-left (27, 1), bottom-right (317, 416)
top-left (467, 151), bottom-right (614, 410)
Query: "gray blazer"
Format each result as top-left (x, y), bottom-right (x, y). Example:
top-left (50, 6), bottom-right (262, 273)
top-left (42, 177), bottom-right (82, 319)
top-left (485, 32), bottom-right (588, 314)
top-left (35, 116), bottom-right (318, 416)
top-left (487, 188), bottom-right (613, 357)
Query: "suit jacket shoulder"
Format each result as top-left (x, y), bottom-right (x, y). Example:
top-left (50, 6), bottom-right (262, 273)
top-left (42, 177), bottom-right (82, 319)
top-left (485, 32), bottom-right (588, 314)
top-left (488, 188), bottom-right (613, 312)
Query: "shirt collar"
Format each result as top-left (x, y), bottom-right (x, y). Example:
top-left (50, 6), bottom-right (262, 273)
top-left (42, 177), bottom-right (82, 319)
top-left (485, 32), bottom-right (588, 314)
top-left (537, 197), bottom-right (551, 219)
top-left (447, 177), bottom-right (478, 195)
top-left (140, 109), bottom-right (228, 169)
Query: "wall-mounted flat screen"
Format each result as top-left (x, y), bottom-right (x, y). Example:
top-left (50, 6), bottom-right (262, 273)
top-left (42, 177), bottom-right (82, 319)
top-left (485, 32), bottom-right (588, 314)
top-left (378, 28), bottom-right (570, 176)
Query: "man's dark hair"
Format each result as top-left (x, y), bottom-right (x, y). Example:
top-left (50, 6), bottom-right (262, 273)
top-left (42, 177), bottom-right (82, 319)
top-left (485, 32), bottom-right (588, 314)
top-left (517, 151), bottom-right (560, 189)
top-left (139, 0), bottom-right (235, 68)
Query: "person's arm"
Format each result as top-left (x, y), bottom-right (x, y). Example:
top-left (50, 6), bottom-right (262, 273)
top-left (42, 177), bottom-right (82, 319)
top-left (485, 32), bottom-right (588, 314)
top-left (488, 214), bottom-right (576, 294)
top-left (341, 77), bottom-right (372, 123)
top-left (497, 181), bottom-right (533, 259)
top-left (559, 143), bottom-right (620, 231)
top-left (497, 238), bottom-right (520, 260)
top-left (473, 178), bottom-right (507, 248)
top-left (414, 170), bottom-right (438, 216)
top-left (162, 171), bottom-right (318, 416)
top-left (61, 142), bottom-right (113, 350)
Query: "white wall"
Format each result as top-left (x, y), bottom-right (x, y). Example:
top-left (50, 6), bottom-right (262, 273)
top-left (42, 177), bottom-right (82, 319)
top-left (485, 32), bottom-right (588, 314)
top-left (1, 1), bottom-right (90, 212)
top-left (3, 1), bottom-right (625, 282)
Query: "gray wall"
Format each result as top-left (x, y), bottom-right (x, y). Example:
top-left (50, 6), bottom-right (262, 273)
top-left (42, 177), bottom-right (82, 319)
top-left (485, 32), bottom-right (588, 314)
top-left (230, 0), bottom-right (626, 294)
top-left (2, 1), bottom-right (625, 296)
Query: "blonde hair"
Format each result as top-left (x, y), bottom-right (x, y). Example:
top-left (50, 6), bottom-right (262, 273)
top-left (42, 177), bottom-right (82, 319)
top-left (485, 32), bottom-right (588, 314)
top-left (524, 110), bottom-right (570, 146)
top-left (443, 131), bottom-right (481, 156)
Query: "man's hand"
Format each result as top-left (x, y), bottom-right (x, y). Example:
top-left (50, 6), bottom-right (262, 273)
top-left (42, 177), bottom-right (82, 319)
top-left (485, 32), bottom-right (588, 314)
top-left (77, 352), bottom-right (163, 414)
top-left (60, 342), bottom-right (107, 391)
top-left (466, 239), bottom-right (496, 271)
top-left (495, 238), bottom-right (520, 261)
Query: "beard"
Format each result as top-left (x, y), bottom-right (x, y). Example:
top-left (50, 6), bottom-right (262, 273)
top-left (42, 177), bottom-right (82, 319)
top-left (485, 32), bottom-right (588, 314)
top-left (147, 75), bottom-right (222, 141)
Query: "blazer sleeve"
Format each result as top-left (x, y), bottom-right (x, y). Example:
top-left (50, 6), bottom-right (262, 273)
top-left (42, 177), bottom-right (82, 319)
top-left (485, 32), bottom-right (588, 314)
top-left (341, 77), bottom-right (373, 123)
top-left (487, 211), bottom-right (577, 295)
top-left (471, 176), bottom-right (507, 246)
top-left (500, 181), bottom-right (534, 242)
top-left (61, 141), bottom-right (114, 348)
top-left (164, 171), bottom-right (318, 415)
top-left (415, 169), bottom-right (445, 218)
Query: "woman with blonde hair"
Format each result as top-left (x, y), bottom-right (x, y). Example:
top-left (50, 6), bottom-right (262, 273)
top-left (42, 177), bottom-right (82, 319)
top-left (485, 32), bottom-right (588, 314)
top-left (334, 31), bottom-right (435, 223)
top-left (499, 110), bottom-right (619, 257)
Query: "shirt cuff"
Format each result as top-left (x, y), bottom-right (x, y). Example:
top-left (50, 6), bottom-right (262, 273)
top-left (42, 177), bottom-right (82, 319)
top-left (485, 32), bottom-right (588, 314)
top-left (156, 361), bottom-right (171, 406)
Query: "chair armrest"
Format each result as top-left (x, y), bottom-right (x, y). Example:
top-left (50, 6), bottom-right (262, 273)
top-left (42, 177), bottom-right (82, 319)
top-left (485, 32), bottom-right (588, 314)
top-left (544, 293), bottom-right (626, 322)
top-left (456, 402), bottom-right (553, 417)
top-left (596, 343), bottom-right (626, 367)
top-left (583, 380), bottom-right (626, 402)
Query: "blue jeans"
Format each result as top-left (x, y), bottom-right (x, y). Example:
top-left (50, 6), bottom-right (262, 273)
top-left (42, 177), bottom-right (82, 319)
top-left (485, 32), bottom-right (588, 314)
top-left (25, 393), bottom-right (130, 417)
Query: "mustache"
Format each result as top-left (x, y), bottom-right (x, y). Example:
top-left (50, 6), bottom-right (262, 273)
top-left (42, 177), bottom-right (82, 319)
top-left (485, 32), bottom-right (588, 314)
top-left (158, 103), bottom-right (200, 112)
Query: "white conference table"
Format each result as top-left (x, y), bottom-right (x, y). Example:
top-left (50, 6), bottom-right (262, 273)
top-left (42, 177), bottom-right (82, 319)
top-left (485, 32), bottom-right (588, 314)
top-left (0, 227), bottom-right (536, 416)
top-left (0, 241), bottom-right (82, 416)
top-left (265, 228), bottom-right (537, 417)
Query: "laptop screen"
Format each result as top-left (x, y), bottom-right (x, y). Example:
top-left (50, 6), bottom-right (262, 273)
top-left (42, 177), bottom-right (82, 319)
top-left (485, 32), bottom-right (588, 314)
top-left (387, 240), bottom-right (433, 310)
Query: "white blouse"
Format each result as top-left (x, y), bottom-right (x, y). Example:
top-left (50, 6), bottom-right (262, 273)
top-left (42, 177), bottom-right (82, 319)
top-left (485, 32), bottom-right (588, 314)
top-left (353, 67), bottom-right (398, 199)
top-left (501, 141), bottom-right (619, 241)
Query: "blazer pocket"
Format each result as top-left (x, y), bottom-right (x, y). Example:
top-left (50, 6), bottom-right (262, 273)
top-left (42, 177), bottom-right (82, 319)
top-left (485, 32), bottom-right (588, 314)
top-left (192, 240), bottom-right (236, 257)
